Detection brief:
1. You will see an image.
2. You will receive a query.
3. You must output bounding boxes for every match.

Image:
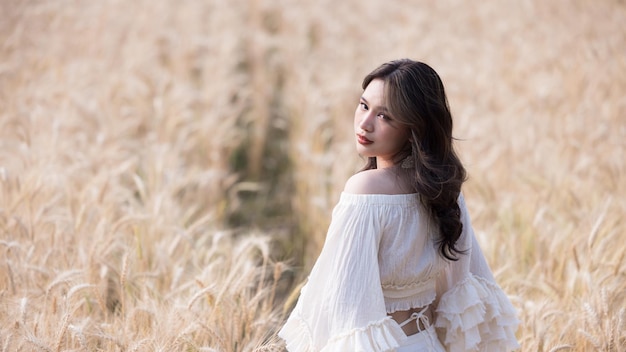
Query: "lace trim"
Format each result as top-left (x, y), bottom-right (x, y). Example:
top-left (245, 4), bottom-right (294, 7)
top-left (381, 277), bottom-right (433, 291)
top-left (381, 264), bottom-right (440, 290)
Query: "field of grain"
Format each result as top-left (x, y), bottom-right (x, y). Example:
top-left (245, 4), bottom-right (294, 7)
top-left (1, 0), bottom-right (625, 351)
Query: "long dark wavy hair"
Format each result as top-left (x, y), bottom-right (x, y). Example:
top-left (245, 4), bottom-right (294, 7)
top-left (360, 59), bottom-right (467, 261)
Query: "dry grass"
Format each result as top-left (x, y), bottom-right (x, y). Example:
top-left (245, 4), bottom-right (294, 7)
top-left (1, 0), bottom-right (625, 351)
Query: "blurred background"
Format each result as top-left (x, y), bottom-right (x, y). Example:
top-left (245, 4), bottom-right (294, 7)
top-left (1, 0), bottom-right (624, 350)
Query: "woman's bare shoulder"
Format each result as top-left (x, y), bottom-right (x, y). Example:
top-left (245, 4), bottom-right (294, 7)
top-left (343, 169), bottom-right (410, 195)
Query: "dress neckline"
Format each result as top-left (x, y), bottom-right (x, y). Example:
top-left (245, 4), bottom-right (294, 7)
top-left (340, 192), bottom-right (420, 205)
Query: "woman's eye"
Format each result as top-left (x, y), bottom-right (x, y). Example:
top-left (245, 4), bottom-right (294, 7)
top-left (378, 114), bottom-right (391, 121)
top-left (359, 102), bottom-right (368, 110)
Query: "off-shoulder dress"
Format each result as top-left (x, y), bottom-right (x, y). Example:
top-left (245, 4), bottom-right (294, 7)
top-left (279, 192), bottom-right (519, 351)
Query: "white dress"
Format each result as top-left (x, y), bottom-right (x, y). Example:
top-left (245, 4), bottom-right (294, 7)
top-left (278, 192), bottom-right (519, 351)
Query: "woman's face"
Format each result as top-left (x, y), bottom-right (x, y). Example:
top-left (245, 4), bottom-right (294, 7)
top-left (354, 79), bottom-right (409, 168)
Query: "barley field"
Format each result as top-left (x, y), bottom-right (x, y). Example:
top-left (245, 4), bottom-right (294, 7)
top-left (1, 0), bottom-right (625, 351)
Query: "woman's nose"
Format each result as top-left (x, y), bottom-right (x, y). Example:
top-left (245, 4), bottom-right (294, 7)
top-left (359, 114), bottom-right (373, 132)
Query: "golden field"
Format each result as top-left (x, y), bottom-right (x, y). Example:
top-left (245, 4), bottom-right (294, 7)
top-left (0, 0), bottom-right (624, 350)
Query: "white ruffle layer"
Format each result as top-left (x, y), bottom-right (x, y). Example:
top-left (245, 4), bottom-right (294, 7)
top-left (385, 289), bottom-right (436, 314)
top-left (435, 275), bottom-right (520, 352)
top-left (279, 312), bottom-right (406, 352)
top-left (279, 309), bottom-right (315, 352)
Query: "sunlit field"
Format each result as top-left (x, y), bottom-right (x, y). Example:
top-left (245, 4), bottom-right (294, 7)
top-left (1, 0), bottom-right (625, 350)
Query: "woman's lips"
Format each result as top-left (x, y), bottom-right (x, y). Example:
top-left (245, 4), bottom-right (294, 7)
top-left (357, 134), bottom-right (373, 145)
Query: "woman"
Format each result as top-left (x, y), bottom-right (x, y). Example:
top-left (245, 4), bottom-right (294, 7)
top-left (279, 59), bottom-right (519, 351)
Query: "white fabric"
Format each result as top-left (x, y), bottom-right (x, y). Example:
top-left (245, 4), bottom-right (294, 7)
top-left (278, 192), bottom-right (519, 351)
top-left (397, 325), bottom-right (446, 352)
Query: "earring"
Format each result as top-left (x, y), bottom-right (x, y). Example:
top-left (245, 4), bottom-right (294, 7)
top-left (401, 155), bottom-right (414, 169)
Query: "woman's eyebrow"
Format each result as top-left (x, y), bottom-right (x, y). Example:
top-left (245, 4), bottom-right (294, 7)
top-left (360, 97), bottom-right (389, 112)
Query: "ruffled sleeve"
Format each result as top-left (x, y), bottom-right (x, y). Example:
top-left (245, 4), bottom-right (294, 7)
top-left (434, 194), bottom-right (520, 351)
top-left (279, 193), bottom-right (406, 351)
